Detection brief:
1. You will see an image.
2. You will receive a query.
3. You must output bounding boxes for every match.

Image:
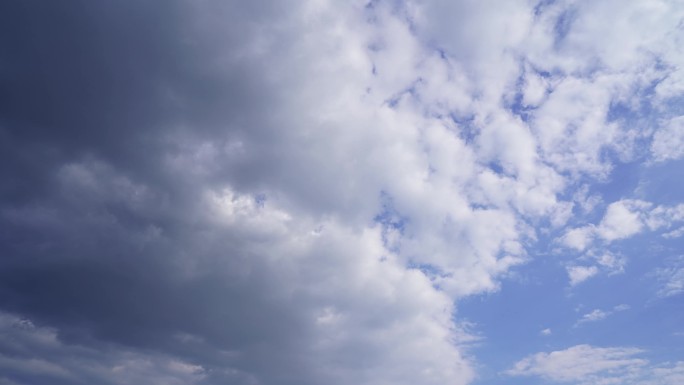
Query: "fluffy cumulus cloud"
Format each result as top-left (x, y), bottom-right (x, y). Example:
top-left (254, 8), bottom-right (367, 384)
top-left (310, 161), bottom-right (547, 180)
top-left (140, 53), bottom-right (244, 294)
top-left (560, 200), bottom-right (684, 285)
top-left (1, 0), bottom-right (683, 384)
top-left (567, 265), bottom-right (599, 286)
top-left (560, 200), bottom-right (684, 251)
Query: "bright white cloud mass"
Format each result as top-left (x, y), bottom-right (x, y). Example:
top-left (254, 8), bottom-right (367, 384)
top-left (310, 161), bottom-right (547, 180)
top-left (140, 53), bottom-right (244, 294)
top-left (0, 1), bottom-right (682, 384)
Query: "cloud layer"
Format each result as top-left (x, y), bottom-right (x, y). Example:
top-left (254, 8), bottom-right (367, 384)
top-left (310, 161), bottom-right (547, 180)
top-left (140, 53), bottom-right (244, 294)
top-left (1, 0), bottom-right (683, 384)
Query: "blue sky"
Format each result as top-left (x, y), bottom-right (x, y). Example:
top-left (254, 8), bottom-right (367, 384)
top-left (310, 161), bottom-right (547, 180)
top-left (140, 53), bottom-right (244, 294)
top-left (0, 0), bottom-right (683, 384)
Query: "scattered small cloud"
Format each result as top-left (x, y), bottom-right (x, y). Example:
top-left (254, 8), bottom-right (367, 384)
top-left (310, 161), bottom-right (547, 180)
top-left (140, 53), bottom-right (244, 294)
top-left (655, 257), bottom-right (684, 298)
top-left (595, 252), bottom-right (626, 275)
top-left (575, 304), bottom-right (629, 326)
top-left (651, 116), bottom-right (684, 162)
top-left (561, 226), bottom-right (595, 252)
top-left (596, 200), bottom-right (650, 242)
top-left (560, 201), bottom-right (684, 251)
top-left (663, 227), bottom-right (684, 239)
top-left (578, 309), bottom-right (609, 323)
top-left (567, 265), bottom-right (599, 286)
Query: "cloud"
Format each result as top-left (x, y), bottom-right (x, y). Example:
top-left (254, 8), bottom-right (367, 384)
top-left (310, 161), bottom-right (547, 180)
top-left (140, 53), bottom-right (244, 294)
top-left (1, 0), bottom-right (684, 384)
top-left (567, 266), bottom-right (599, 286)
top-left (663, 227), bottom-right (684, 239)
top-left (0, 168), bottom-right (476, 385)
top-left (508, 344), bottom-right (684, 385)
top-left (580, 200), bottom-right (649, 243)
top-left (559, 199), bottom-right (684, 287)
top-left (565, 250), bottom-right (627, 286)
top-left (0, 1), bottom-right (489, 383)
top-left (655, 257), bottom-right (684, 298)
top-left (560, 200), bottom-right (650, 252)
top-left (507, 345), bottom-right (648, 383)
top-left (652, 116), bottom-right (684, 162)
top-left (578, 309), bottom-right (609, 323)
top-left (575, 304), bottom-right (630, 326)
top-left (561, 226), bottom-right (596, 252)
top-left (0, 312), bottom-right (206, 385)
top-left (596, 200), bottom-right (650, 242)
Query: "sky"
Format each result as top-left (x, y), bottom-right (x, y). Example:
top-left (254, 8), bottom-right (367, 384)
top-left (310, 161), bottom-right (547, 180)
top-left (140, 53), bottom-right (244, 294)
top-left (0, 0), bottom-right (683, 384)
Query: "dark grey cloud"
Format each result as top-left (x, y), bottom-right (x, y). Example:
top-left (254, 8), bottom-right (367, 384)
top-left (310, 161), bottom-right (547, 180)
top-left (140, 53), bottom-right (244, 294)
top-left (0, 0), bottom-right (292, 203)
top-left (0, 1), bottom-right (328, 384)
top-left (0, 1), bottom-right (178, 197)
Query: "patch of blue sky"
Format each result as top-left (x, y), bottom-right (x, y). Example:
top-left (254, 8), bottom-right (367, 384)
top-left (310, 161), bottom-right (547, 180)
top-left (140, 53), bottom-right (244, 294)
top-left (464, 233), bottom-right (684, 384)
top-left (253, 192), bottom-right (267, 207)
top-left (407, 262), bottom-right (445, 280)
top-left (505, 68), bottom-right (534, 123)
top-left (635, 158), bottom-right (684, 205)
top-left (552, 6), bottom-right (577, 49)
top-left (660, 95), bottom-right (684, 118)
top-left (575, 234), bottom-right (684, 347)
top-left (373, 191), bottom-right (408, 252)
top-left (383, 79), bottom-right (423, 108)
top-left (450, 112), bottom-right (478, 145)
top-left (458, 257), bottom-right (576, 383)
top-left (591, 159), bottom-right (643, 202)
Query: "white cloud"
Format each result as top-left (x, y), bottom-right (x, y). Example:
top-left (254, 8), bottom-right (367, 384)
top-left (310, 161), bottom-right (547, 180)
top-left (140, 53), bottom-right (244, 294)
top-left (575, 304), bottom-right (629, 326)
top-left (508, 344), bottom-right (684, 385)
top-left (507, 345), bottom-right (647, 383)
top-left (522, 69), bottom-right (549, 108)
top-left (596, 252), bottom-right (626, 275)
top-left (663, 226), bottom-right (684, 239)
top-left (540, 328), bottom-right (552, 336)
top-left (655, 257), bottom-right (684, 298)
top-left (567, 265), bottom-right (599, 286)
top-left (573, 185), bottom-right (602, 214)
top-left (560, 200), bottom-right (684, 251)
top-left (561, 226), bottom-right (596, 251)
top-left (596, 200), bottom-right (650, 242)
top-left (564, 251), bottom-right (626, 286)
top-left (652, 116), bottom-right (684, 162)
top-left (646, 204), bottom-right (684, 231)
top-left (579, 309), bottom-right (609, 323)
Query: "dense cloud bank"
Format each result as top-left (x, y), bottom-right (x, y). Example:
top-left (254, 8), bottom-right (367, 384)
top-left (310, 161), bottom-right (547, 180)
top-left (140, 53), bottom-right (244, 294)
top-left (1, 0), bottom-right (683, 384)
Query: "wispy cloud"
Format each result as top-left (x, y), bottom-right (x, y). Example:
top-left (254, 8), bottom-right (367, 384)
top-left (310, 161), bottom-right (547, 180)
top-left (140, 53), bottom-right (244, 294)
top-left (508, 344), bottom-right (684, 385)
top-left (567, 265), bottom-right (599, 286)
top-left (655, 257), bottom-right (684, 298)
top-left (575, 304), bottom-right (630, 326)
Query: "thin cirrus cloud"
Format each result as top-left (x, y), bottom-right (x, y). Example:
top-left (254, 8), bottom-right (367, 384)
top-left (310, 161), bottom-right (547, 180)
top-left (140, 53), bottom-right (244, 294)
top-left (0, 1), bottom-right (683, 385)
top-left (574, 304), bottom-right (630, 327)
top-left (507, 345), bottom-right (684, 385)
